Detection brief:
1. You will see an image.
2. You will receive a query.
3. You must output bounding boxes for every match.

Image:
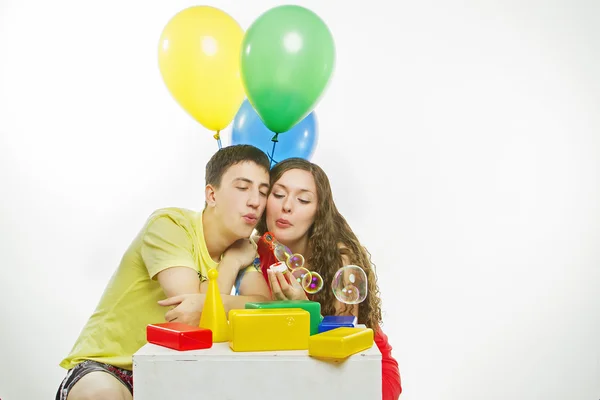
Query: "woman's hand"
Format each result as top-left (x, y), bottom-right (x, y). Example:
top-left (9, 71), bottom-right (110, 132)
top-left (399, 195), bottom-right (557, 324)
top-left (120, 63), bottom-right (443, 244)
top-left (267, 270), bottom-right (308, 301)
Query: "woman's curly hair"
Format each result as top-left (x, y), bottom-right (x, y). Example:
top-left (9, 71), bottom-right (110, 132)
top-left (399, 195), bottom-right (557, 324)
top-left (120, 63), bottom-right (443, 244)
top-left (256, 158), bottom-right (383, 330)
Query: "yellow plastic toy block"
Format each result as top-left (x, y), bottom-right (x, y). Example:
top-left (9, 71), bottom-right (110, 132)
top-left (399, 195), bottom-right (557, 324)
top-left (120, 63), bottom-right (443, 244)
top-left (228, 308), bottom-right (310, 352)
top-left (308, 327), bottom-right (374, 359)
top-left (245, 300), bottom-right (321, 335)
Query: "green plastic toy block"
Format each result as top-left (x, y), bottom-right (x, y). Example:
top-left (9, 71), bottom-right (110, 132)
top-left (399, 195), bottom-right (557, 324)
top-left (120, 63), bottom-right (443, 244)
top-left (245, 300), bottom-right (322, 335)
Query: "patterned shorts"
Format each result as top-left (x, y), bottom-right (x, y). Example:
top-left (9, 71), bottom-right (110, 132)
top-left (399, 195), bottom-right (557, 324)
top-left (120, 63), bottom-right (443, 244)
top-left (55, 360), bottom-right (133, 400)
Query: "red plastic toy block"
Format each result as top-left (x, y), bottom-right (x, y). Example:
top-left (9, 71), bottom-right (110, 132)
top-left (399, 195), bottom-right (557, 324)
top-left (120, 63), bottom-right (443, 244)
top-left (146, 322), bottom-right (212, 351)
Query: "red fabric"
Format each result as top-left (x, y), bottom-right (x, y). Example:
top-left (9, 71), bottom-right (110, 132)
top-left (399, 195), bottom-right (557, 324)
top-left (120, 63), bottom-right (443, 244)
top-left (374, 328), bottom-right (402, 399)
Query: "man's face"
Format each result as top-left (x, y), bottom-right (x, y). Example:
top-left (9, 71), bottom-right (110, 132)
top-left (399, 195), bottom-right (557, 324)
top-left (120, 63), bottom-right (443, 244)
top-left (209, 161), bottom-right (270, 239)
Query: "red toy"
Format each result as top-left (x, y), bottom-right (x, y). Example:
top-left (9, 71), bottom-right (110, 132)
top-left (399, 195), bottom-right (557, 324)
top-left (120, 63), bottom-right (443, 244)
top-left (256, 231), bottom-right (313, 292)
top-left (256, 231), bottom-right (280, 287)
top-left (146, 322), bottom-right (212, 351)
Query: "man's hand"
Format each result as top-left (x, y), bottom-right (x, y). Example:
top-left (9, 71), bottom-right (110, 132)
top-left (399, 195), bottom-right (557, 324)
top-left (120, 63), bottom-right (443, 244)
top-left (199, 238), bottom-right (257, 295)
top-left (157, 293), bottom-right (206, 326)
top-left (223, 238), bottom-right (257, 270)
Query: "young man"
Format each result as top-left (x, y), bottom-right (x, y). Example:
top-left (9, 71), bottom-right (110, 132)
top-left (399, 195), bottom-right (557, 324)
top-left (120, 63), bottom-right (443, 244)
top-left (56, 145), bottom-right (272, 400)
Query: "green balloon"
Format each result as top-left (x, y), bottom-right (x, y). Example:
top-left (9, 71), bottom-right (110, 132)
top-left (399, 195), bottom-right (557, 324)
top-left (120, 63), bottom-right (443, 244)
top-left (241, 5), bottom-right (335, 133)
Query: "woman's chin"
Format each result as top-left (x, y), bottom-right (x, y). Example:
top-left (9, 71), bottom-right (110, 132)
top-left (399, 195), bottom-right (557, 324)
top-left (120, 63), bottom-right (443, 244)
top-left (269, 227), bottom-right (295, 244)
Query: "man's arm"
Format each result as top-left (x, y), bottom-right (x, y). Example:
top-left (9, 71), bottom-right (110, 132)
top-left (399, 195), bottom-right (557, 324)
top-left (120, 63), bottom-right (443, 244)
top-left (221, 270), bottom-right (271, 312)
top-left (199, 237), bottom-right (262, 296)
top-left (199, 254), bottom-right (244, 295)
top-left (158, 270), bottom-right (272, 324)
top-left (156, 267), bottom-right (200, 298)
top-left (142, 215), bottom-right (201, 299)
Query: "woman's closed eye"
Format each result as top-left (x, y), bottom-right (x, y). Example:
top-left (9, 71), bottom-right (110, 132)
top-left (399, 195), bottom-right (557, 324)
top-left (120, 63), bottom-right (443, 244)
top-left (273, 192), bottom-right (310, 204)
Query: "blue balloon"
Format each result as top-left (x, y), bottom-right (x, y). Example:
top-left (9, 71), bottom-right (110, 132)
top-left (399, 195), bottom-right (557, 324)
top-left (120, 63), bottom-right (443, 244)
top-left (231, 99), bottom-right (318, 164)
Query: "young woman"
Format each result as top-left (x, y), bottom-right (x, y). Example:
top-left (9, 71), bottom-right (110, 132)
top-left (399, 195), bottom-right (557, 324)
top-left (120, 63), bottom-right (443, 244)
top-left (254, 158), bottom-right (402, 400)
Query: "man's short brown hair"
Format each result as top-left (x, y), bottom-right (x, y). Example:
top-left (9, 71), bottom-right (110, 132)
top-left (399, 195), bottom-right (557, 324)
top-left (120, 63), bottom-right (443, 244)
top-left (205, 145), bottom-right (270, 187)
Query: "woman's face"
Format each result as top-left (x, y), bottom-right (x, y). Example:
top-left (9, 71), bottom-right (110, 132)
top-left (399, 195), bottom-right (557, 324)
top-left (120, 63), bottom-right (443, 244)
top-left (266, 168), bottom-right (318, 245)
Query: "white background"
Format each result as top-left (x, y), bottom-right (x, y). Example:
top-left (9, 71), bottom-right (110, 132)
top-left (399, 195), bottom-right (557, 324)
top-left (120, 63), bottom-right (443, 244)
top-left (1, 0), bottom-right (599, 399)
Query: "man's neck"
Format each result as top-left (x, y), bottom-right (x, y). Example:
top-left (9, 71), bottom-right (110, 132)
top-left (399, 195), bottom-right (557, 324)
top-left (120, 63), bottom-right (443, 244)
top-left (202, 209), bottom-right (236, 262)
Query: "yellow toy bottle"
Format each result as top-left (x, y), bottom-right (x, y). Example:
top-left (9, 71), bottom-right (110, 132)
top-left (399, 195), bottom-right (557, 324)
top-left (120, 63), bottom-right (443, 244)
top-left (199, 268), bottom-right (229, 342)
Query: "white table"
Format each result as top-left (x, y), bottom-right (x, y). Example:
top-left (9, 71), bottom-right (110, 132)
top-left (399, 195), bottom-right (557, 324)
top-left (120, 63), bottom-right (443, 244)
top-left (133, 341), bottom-right (382, 400)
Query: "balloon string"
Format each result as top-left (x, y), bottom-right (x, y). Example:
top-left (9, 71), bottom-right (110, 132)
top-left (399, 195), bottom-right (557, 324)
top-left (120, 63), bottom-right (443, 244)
top-left (269, 133), bottom-right (279, 168)
top-left (214, 131), bottom-right (222, 149)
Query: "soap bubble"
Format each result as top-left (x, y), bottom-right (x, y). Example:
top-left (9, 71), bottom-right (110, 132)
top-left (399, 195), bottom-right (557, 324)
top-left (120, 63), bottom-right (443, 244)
top-left (337, 284), bottom-right (360, 303)
top-left (290, 267), bottom-right (311, 285)
top-left (302, 271), bottom-right (323, 294)
top-left (274, 243), bottom-right (292, 262)
top-left (332, 265), bottom-right (368, 304)
top-left (286, 253), bottom-right (305, 270)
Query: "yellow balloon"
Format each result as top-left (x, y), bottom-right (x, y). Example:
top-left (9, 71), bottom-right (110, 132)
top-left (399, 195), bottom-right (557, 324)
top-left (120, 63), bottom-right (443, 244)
top-left (158, 6), bottom-right (244, 132)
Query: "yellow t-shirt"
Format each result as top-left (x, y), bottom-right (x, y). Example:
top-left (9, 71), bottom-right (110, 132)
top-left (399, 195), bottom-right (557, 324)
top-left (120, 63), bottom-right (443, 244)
top-left (60, 207), bottom-right (256, 371)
